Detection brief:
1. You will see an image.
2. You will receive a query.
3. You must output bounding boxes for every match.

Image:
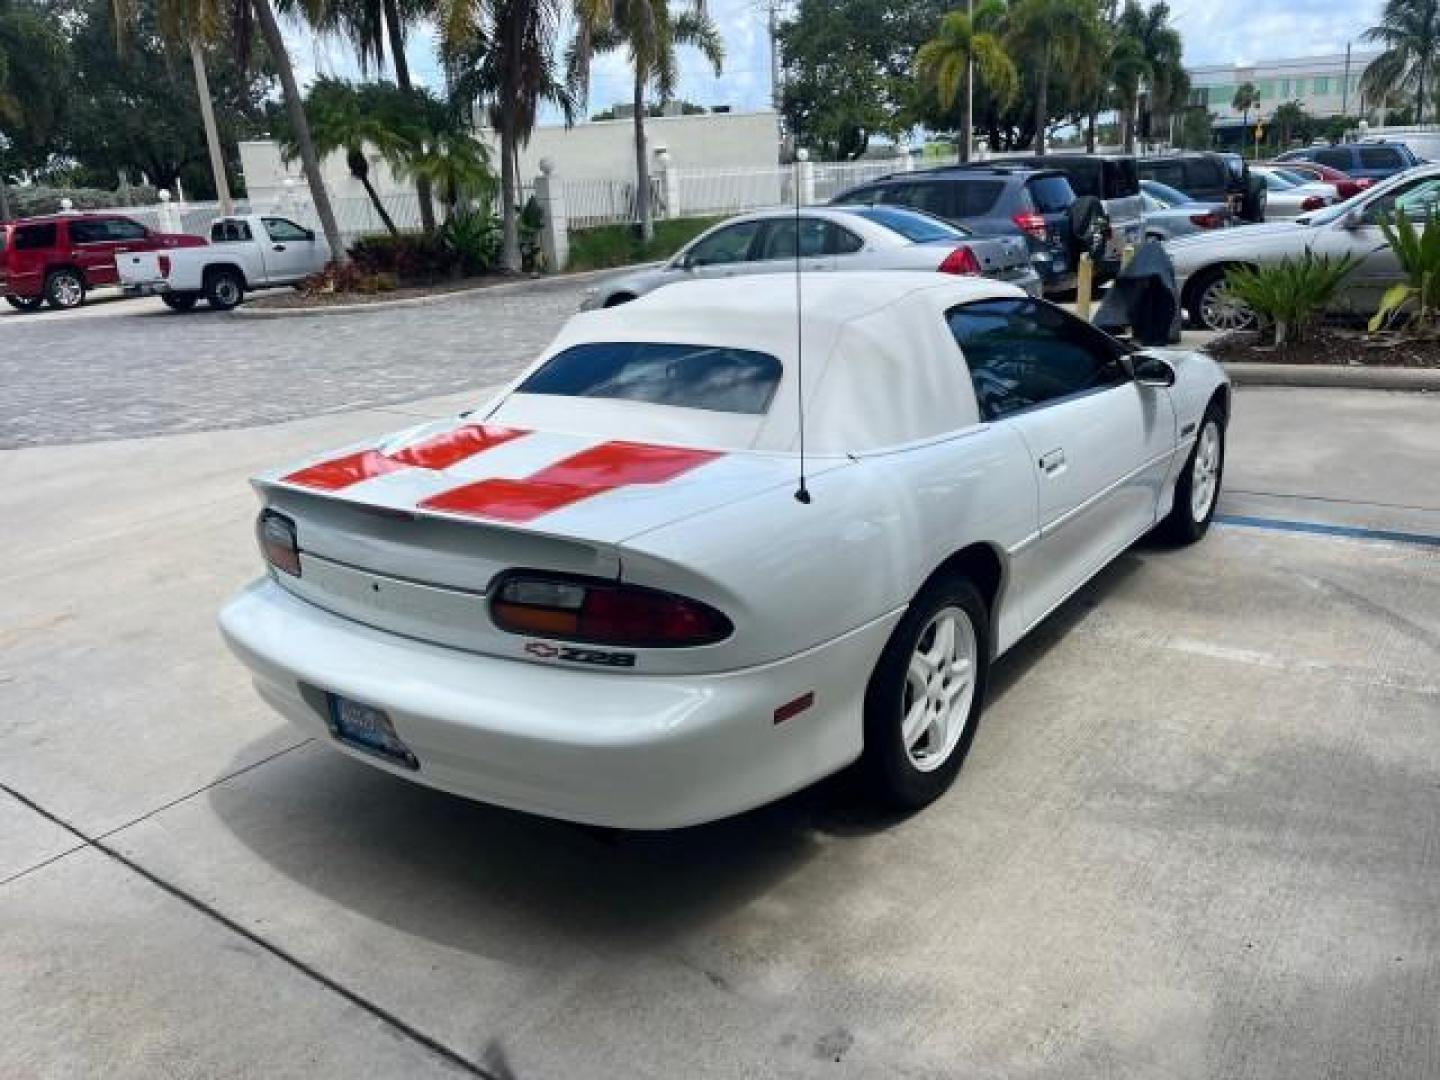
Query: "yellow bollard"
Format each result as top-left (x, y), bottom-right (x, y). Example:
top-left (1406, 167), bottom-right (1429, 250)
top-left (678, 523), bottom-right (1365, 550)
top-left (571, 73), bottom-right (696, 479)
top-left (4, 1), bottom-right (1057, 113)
top-left (1122, 243), bottom-right (1136, 269)
top-left (1076, 252), bottom-right (1094, 321)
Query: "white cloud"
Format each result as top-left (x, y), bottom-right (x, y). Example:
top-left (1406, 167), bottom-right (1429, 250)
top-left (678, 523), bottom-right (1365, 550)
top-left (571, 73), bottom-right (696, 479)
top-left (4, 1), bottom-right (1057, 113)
top-left (1170, 0), bottom-right (1380, 67)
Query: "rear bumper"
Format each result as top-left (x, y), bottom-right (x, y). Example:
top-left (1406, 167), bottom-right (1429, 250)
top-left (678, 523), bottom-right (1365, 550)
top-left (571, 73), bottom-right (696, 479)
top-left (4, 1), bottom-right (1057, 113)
top-left (121, 280), bottom-right (171, 296)
top-left (219, 577), bottom-right (897, 829)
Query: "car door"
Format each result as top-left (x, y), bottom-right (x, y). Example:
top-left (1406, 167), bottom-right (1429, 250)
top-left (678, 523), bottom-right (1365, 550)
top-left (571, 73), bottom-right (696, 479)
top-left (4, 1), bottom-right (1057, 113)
top-left (681, 219), bottom-right (765, 279)
top-left (1316, 173), bottom-right (1440, 311)
top-left (948, 297), bottom-right (1177, 626)
top-left (67, 218), bottom-right (128, 287)
top-left (749, 216), bottom-right (837, 275)
top-left (260, 217), bottom-right (321, 281)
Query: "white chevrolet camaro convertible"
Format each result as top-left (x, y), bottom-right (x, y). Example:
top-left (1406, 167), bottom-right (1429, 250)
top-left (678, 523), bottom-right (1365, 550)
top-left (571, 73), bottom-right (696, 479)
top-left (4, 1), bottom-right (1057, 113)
top-left (220, 274), bottom-right (1230, 828)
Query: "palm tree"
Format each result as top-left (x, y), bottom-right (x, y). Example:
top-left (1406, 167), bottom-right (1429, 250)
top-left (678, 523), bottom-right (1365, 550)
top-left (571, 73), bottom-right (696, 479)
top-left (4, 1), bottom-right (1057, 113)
top-left (284, 78), bottom-right (410, 235)
top-left (0, 0), bottom-right (70, 219)
top-left (440, 0), bottom-right (575, 271)
top-left (1007, 0), bottom-right (1104, 156)
top-left (915, 2), bottom-right (1017, 161)
top-left (1232, 80), bottom-right (1257, 128)
top-left (308, 0), bottom-right (439, 230)
top-left (399, 125), bottom-right (497, 219)
top-left (1271, 99), bottom-right (1306, 150)
top-left (572, 0), bottom-right (723, 241)
top-left (110, 0), bottom-right (347, 261)
top-left (1114, 1), bottom-right (1185, 151)
top-left (1362, 0), bottom-right (1440, 126)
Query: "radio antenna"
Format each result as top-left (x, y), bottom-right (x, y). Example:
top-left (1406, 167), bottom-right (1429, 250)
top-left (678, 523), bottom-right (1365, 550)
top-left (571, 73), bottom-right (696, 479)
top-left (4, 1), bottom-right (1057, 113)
top-left (792, 151), bottom-right (811, 505)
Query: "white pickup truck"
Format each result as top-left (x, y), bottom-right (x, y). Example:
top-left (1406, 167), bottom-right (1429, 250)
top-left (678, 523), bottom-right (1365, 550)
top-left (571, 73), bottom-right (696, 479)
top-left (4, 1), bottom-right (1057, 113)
top-left (118, 213), bottom-right (331, 311)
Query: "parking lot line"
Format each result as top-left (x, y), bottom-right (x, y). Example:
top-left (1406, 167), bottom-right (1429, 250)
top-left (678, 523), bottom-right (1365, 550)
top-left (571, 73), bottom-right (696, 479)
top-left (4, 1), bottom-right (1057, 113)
top-left (1215, 513), bottom-right (1440, 549)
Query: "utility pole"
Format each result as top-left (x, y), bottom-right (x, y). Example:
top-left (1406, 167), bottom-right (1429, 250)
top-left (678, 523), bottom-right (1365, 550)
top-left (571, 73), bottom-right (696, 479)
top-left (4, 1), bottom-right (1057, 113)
top-left (189, 39), bottom-right (233, 215)
top-left (1342, 42), bottom-right (1352, 118)
top-left (768, 1), bottom-right (782, 113)
top-left (963, 0), bottom-right (974, 162)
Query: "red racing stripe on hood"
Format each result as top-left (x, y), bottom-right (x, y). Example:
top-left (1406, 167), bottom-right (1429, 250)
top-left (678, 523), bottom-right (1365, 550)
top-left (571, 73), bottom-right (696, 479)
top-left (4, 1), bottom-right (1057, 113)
top-left (282, 425), bottom-right (530, 491)
top-left (418, 441), bottom-right (723, 523)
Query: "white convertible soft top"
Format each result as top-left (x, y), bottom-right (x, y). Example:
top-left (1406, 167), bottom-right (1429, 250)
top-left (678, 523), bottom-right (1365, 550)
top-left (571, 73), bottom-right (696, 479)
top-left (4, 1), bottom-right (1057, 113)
top-left (485, 273), bottom-right (1026, 454)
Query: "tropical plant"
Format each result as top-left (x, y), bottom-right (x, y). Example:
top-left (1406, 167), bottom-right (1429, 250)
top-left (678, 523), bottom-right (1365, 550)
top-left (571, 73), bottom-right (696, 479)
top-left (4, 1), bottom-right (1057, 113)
top-left (1361, 0), bottom-right (1440, 126)
top-left (517, 194), bottom-right (544, 271)
top-left (1370, 208), bottom-right (1440, 332)
top-left (108, 0), bottom-right (347, 261)
top-left (1006, 0), bottom-right (1105, 155)
top-left (441, 207), bottom-right (502, 274)
top-left (1231, 80), bottom-right (1257, 127)
top-left (915, 2), bottom-right (1017, 160)
top-left (283, 78), bottom-right (409, 235)
top-left (1270, 100), bottom-right (1308, 150)
top-left (398, 126), bottom-right (496, 219)
top-left (1112, 1), bottom-right (1186, 152)
top-left (1224, 252), bottom-right (1358, 346)
top-left (572, 0), bottom-right (723, 242)
top-left (441, 0), bottom-right (574, 272)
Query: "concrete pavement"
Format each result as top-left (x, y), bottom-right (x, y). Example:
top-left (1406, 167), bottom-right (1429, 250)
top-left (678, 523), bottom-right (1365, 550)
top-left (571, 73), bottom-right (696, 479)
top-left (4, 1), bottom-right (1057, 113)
top-left (2, 384), bottom-right (1438, 1077)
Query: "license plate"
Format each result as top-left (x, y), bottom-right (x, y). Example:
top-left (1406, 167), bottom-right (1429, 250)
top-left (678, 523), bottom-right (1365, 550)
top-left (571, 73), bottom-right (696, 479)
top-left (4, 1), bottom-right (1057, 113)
top-left (326, 694), bottom-right (418, 769)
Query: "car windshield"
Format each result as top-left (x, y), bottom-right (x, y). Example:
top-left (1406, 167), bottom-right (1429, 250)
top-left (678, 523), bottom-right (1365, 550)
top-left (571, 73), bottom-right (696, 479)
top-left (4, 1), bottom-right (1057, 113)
top-left (517, 342), bottom-right (783, 415)
top-left (1275, 169), bottom-right (1314, 186)
top-left (1141, 180), bottom-right (1190, 207)
top-left (843, 206), bottom-right (969, 241)
top-left (1260, 171), bottom-right (1297, 191)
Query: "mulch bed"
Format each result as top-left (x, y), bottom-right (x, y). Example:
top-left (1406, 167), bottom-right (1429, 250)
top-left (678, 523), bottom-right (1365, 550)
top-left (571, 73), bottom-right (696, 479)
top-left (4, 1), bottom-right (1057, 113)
top-left (1207, 328), bottom-right (1440, 369)
top-left (247, 274), bottom-right (529, 310)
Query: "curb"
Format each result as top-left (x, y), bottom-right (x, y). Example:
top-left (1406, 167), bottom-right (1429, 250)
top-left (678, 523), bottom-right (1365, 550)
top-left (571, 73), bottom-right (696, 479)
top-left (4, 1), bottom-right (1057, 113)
top-left (231, 264), bottom-right (639, 319)
top-left (1221, 361), bottom-right (1440, 392)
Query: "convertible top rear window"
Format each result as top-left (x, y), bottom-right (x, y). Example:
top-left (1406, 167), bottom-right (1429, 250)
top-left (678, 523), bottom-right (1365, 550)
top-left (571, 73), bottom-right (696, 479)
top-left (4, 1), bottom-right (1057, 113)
top-left (518, 342), bottom-right (782, 415)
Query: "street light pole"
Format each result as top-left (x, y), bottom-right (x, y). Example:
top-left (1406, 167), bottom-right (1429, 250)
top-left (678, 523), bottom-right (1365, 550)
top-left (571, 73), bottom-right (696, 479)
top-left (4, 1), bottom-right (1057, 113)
top-left (963, 0), bottom-right (974, 162)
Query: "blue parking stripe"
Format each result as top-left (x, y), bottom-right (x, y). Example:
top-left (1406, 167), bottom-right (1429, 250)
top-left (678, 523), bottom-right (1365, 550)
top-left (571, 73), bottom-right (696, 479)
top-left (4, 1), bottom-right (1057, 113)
top-left (1215, 514), bottom-right (1440, 549)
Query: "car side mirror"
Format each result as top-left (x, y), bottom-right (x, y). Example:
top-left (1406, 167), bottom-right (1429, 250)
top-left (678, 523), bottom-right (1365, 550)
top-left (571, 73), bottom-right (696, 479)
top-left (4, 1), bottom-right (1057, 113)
top-left (1130, 352), bottom-right (1177, 387)
top-left (305, 228), bottom-right (316, 241)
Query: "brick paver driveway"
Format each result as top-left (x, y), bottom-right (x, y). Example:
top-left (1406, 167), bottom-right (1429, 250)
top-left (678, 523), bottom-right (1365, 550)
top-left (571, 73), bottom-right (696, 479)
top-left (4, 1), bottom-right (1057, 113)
top-left (0, 280), bottom-right (594, 448)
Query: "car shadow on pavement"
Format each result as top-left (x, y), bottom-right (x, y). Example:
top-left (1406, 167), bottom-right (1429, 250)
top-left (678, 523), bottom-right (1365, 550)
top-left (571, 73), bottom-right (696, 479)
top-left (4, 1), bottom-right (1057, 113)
top-left (205, 546), bottom-right (1150, 956)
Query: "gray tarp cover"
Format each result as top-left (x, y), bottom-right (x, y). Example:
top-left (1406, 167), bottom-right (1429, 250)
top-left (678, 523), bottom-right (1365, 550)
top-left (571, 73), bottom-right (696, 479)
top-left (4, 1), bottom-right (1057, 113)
top-left (1093, 240), bottom-right (1182, 346)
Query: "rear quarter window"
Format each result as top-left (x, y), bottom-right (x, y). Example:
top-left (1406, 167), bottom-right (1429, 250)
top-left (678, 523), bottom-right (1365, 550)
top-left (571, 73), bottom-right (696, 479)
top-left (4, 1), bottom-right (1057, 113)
top-left (1360, 147), bottom-right (1405, 170)
top-left (1026, 175), bottom-right (1075, 213)
top-left (1314, 148), bottom-right (1353, 170)
top-left (517, 342), bottom-right (782, 415)
top-left (13, 224), bottom-right (57, 251)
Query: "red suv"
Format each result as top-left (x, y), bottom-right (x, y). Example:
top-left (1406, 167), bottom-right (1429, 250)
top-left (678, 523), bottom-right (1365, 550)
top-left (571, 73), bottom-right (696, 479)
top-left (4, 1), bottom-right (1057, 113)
top-left (0, 213), bottom-right (206, 312)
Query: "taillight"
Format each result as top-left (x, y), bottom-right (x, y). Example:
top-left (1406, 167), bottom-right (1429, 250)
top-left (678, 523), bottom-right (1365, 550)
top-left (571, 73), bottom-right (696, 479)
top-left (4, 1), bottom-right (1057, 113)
top-left (1338, 182), bottom-right (1360, 199)
top-left (938, 245), bottom-right (982, 275)
top-left (257, 509), bottom-right (301, 577)
top-left (1301, 195), bottom-right (1326, 212)
top-left (1189, 211), bottom-right (1224, 229)
top-left (1011, 212), bottom-right (1047, 241)
top-left (158, 254), bottom-right (171, 277)
top-left (491, 572), bottom-right (732, 648)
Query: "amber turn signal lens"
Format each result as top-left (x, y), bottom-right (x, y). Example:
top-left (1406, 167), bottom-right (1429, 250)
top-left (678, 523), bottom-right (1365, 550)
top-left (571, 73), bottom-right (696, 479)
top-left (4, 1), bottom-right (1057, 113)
top-left (257, 509), bottom-right (301, 577)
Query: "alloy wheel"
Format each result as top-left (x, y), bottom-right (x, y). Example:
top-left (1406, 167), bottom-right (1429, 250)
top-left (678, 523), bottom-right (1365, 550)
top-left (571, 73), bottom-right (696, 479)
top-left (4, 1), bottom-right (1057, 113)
top-left (1199, 278), bottom-right (1255, 332)
top-left (1190, 420), bottom-right (1222, 521)
top-left (901, 606), bottom-right (978, 773)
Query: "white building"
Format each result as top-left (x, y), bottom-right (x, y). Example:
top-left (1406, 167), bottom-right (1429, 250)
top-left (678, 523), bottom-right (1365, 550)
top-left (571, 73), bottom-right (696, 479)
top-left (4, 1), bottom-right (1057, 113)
top-left (1185, 52), bottom-right (1380, 130)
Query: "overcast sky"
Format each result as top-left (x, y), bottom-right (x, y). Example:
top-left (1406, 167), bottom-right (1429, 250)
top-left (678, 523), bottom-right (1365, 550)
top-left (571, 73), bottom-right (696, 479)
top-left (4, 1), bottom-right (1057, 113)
top-left (288, 0), bottom-right (1384, 118)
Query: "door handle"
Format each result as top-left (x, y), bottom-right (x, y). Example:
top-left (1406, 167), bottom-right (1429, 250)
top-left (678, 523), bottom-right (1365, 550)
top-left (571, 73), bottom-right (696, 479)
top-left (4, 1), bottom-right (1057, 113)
top-left (1038, 449), bottom-right (1067, 476)
top-left (273, 244), bottom-right (287, 252)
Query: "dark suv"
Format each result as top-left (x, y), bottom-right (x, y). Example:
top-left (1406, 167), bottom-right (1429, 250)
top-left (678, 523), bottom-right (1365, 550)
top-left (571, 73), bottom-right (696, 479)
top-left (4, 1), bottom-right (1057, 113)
top-left (832, 165), bottom-right (1103, 295)
top-left (1275, 141), bottom-right (1423, 182)
top-left (1139, 152), bottom-right (1265, 223)
top-left (0, 213), bottom-right (205, 312)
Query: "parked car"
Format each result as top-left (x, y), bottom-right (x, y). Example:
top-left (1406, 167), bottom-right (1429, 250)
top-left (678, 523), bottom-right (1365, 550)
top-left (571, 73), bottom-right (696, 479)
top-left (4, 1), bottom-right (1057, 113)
top-left (581, 205), bottom-right (1040, 310)
top-left (1139, 152), bottom-right (1265, 223)
top-left (1261, 159), bottom-right (1369, 200)
top-left (1139, 180), bottom-right (1232, 241)
top-left (1251, 167), bottom-right (1339, 220)
top-left (996, 153), bottom-right (1144, 273)
top-left (0, 212), bottom-right (206, 312)
top-left (833, 165), bottom-right (1108, 295)
top-left (1167, 163), bottom-right (1440, 331)
top-left (219, 272), bottom-right (1230, 828)
top-left (117, 213), bottom-right (330, 310)
top-left (1275, 141), bottom-right (1423, 182)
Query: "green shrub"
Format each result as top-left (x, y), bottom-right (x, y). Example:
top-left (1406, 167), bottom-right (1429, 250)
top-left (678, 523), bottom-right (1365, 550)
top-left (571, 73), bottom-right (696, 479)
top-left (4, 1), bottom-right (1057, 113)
top-left (348, 231), bottom-right (459, 281)
top-left (518, 196), bottom-right (545, 272)
top-left (1224, 252), bottom-right (1358, 345)
top-left (11, 185), bottom-right (160, 216)
top-left (1371, 208), bottom-right (1440, 332)
top-left (441, 210), bottom-right (502, 275)
top-left (566, 216), bottom-right (727, 272)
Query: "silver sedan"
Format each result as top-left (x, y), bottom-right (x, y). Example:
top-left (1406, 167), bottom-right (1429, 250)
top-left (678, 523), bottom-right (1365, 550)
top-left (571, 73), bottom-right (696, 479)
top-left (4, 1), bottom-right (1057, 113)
top-left (1140, 180), bottom-right (1233, 241)
top-left (580, 205), bottom-right (1041, 310)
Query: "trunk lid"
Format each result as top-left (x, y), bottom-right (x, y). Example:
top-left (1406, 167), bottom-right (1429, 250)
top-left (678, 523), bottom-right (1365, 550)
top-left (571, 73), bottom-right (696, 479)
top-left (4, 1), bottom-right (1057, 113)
top-left (256, 417), bottom-right (811, 656)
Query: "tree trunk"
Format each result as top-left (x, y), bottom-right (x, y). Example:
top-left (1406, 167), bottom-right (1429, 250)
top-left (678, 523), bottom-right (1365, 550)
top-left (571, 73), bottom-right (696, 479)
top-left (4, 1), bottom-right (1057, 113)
top-left (634, 70), bottom-right (653, 242)
top-left (0, 174), bottom-right (11, 222)
top-left (499, 107), bottom-right (520, 271)
top-left (961, 56), bottom-right (973, 163)
top-left (253, 0), bottom-right (346, 261)
top-left (1033, 46), bottom-right (1050, 155)
top-left (1086, 108), bottom-right (1097, 153)
top-left (189, 39), bottom-right (233, 215)
top-left (382, 0), bottom-right (436, 233)
top-left (360, 173), bottom-right (399, 235)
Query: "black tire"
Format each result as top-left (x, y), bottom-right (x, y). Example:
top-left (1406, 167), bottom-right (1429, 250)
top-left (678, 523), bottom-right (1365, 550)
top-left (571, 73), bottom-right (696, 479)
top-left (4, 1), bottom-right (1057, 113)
top-left (862, 574), bottom-right (990, 812)
top-left (160, 292), bottom-right (199, 312)
top-left (205, 268), bottom-right (245, 310)
top-left (44, 269), bottom-right (86, 310)
top-left (5, 294), bottom-right (43, 312)
top-left (603, 292), bottom-right (637, 307)
top-left (1157, 404), bottom-right (1226, 544)
top-left (1186, 266), bottom-right (1256, 332)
